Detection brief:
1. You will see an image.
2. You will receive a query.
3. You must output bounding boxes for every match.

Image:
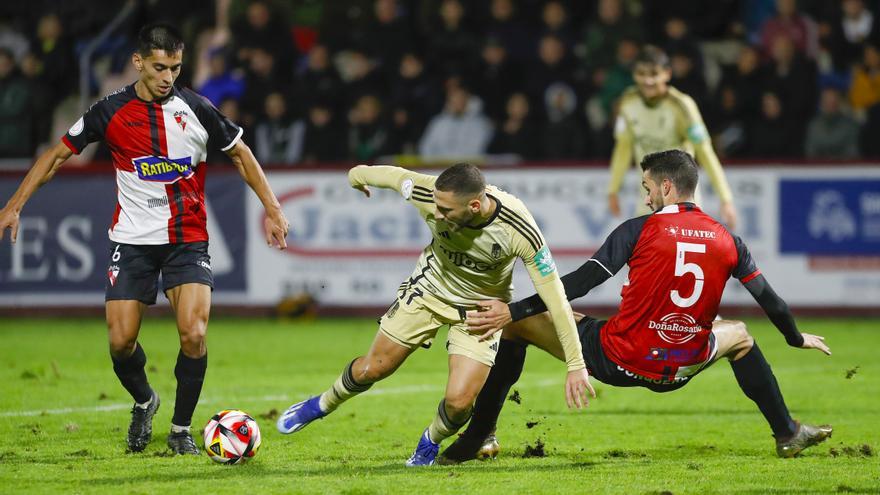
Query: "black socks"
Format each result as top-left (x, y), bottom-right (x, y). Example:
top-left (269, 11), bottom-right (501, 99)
top-left (111, 343), bottom-right (152, 404)
top-left (730, 343), bottom-right (797, 439)
top-left (462, 338), bottom-right (528, 438)
top-left (171, 351), bottom-right (207, 427)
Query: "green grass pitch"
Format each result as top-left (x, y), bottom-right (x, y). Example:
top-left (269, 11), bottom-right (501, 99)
top-left (0, 316), bottom-right (878, 494)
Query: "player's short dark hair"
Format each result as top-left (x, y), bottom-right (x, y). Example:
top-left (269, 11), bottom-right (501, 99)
top-left (635, 45), bottom-right (670, 68)
top-left (435, 163), bottom-right (486, 197)
top-left (137, 23), bottom-right (185, 56)
top-left (640, 150), bottom-right (699, 197)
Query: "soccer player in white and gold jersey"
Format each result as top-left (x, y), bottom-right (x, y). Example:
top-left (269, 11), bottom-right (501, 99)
top-left (608, 45), bottom-right (738, 229)
top-left (276, 163), bottom-right (593, 466)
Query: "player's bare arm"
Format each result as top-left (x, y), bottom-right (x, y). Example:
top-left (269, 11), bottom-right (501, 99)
top-left (0, 141), bottom-right (74, 242)
top-left (226, 139), bottom-right (289, 249)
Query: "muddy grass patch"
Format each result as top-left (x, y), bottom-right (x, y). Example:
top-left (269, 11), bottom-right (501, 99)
top-left (522, 438), bottom-right (546, 458)
top-left (829, 444), bottom-right (874, 458)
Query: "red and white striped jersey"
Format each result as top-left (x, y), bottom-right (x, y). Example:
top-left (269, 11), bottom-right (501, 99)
top-left (62, 84), bottom-right (242, 245)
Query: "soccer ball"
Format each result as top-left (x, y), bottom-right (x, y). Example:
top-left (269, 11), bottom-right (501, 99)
top-left (203, 409), bottom-right (261, 464)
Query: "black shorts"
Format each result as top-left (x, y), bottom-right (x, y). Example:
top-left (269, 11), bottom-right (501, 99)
top-left (578, 316), bottom-right (699, 393)
top-left (105, 241), bottom-right (214, 305)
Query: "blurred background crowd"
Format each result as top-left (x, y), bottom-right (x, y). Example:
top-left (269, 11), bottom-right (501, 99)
top-left (2, 0), bottom-right (880, 164)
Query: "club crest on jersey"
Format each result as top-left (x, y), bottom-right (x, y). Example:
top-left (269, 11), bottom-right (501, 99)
top-left (491, 243), bottom-right (502, 259)
top-left (132, 156), bottom-right (194, 183)
top-left (174, 110), bottom-right (188, 131)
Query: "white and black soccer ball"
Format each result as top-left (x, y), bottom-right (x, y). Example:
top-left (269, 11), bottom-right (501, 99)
top-left (203, 410), bottom-right (261, 464)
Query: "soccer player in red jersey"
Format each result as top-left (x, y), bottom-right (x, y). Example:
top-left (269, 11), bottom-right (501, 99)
top-left (0, 24), bottom-right (289, 455)
top-left (439, 149), bottom-right (832, 462)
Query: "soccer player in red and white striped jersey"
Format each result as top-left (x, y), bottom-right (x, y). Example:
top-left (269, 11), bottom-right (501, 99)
top-left (0, 24), bottom-right (289, 455)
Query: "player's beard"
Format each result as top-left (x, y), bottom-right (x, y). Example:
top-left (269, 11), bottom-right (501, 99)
top-left (443, 211), bottom-right (476, 232)
top-left (444, 219), bottom-right (465, 232)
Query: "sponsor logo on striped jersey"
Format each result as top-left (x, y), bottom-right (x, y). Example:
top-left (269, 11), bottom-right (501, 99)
top-left (132, 156), bottom-right (194, 183)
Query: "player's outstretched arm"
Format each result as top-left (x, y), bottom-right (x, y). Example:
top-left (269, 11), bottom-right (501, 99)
top-left (347, 164), bottom-right (435, 199)
top-left (0, 141), bottom-right (73, 243)
top-left (742, 274), bottom-right (831, 355)
top-left (226, 139), bottom-right (289, 249)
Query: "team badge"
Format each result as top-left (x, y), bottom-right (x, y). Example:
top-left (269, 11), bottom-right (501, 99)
top-left (108, 264), bottom-right (120, 286)
top-left (491, 243), bottom-right (502, 259)
top-left (174, 110), bottom-right (188, 131)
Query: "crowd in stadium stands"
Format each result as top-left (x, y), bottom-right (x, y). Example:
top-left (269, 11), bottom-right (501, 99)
top-left (2, 0), bottom-right (880, 163)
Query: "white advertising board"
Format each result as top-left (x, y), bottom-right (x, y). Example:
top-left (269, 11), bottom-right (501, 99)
top-left (247, 166), bottom-right (880, 308)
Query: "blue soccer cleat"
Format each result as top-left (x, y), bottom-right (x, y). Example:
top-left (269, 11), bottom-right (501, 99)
top-left (405, 428), bottom-right (440, 467)
top-left (277, 396), bottom-right (327, 434)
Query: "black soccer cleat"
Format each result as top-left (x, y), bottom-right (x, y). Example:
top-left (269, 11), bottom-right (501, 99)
top-left (775, 422), bottom-right (833, 458)
top-left (127, 391), bottom-right (160, 452)
top-left (436, 431), bottom-right (500, 465)
top-left (167, 430), bottom-right (200, 455)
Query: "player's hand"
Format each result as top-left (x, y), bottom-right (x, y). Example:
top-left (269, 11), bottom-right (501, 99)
top-left (720, 201), bottom-right (738, 230)
top-left (0, 207), bottom-right (19, 243)
top-left (799, 333), bottom-right (831, 356)
top-left (565, 368), bottom-right (595, 409)
top-left (264, 208), bottom-right (290, 250)
top-left (353, 184), bottom-right (371, 198)
top-left (607, 193), bottom-right (620, 217)
top-left (466, 299), bottom-right (513, 341)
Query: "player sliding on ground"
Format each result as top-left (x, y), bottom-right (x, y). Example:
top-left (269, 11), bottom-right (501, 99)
top-left (276, 163), bottom-right (592, 466)
top-left (439, 150), bottom-right (832, 463)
